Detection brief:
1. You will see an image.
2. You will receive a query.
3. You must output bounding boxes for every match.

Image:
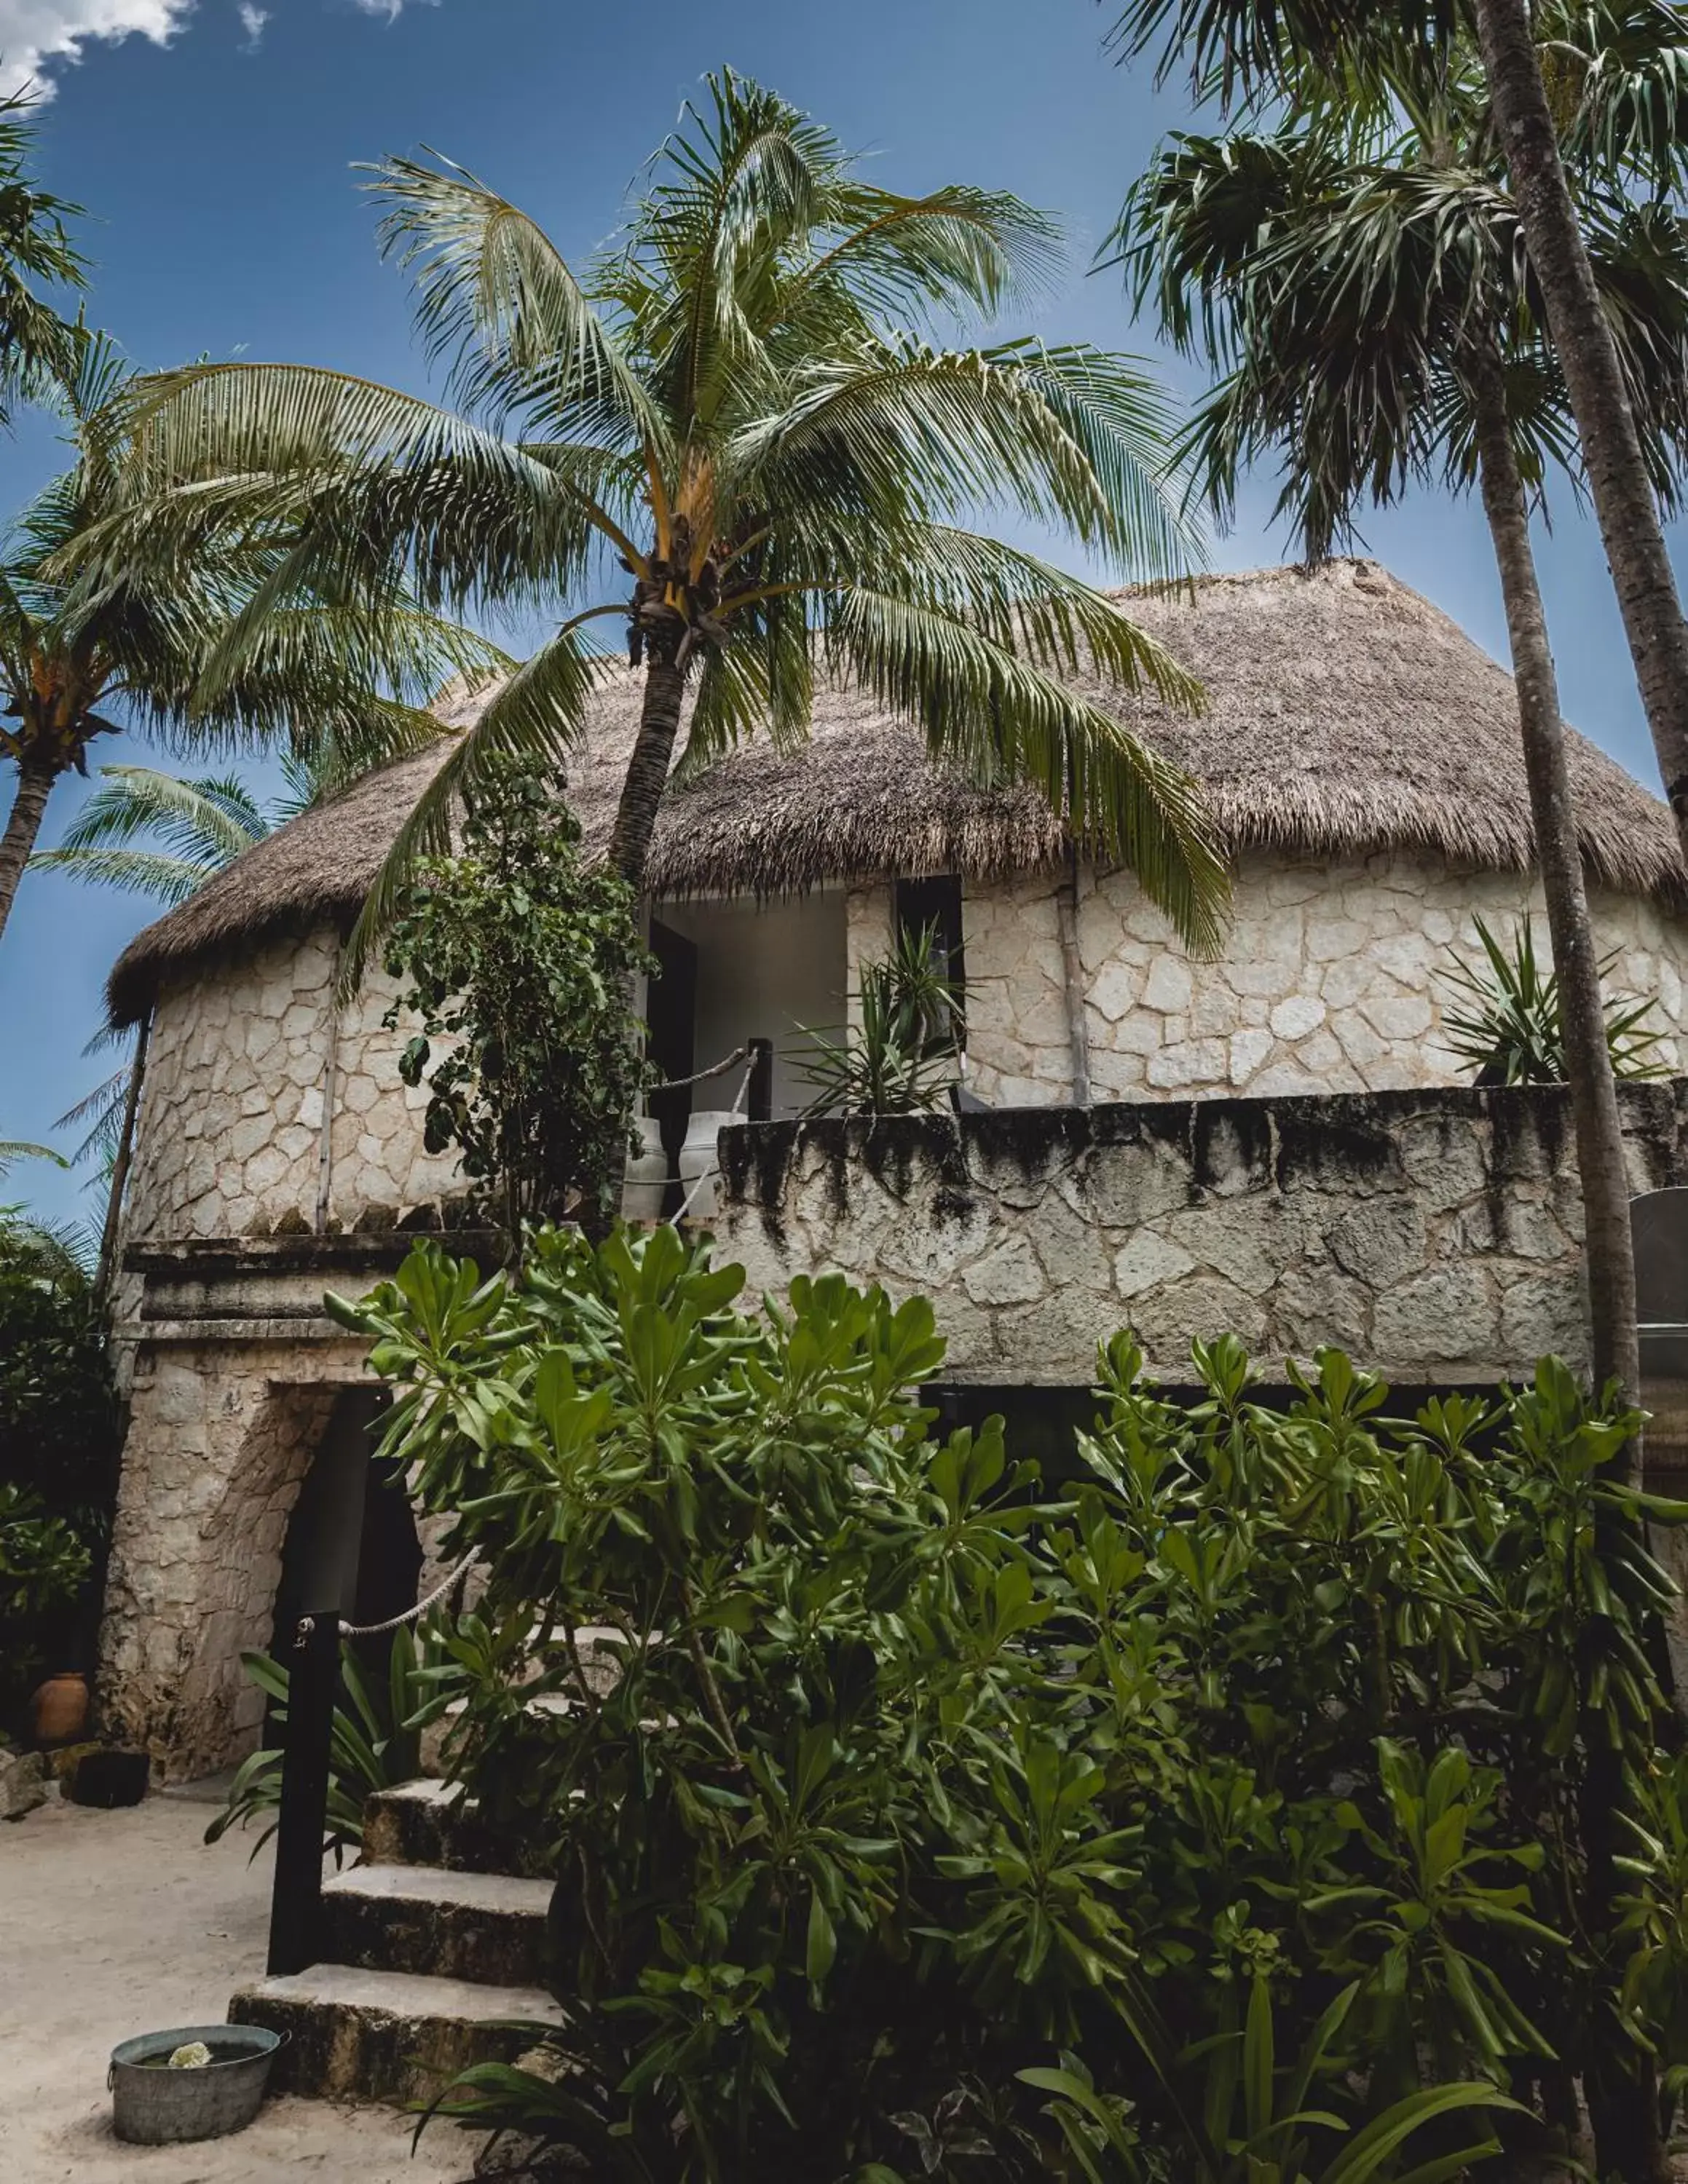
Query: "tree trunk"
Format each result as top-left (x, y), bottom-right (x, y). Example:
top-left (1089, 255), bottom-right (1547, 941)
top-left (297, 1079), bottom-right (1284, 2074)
top-left (1474, 0), bottom-right (1688, 866)
top-left (1469, 342), bottom-right (1639, 1419)
top-left (607, 658), bottom-right (688, 893)
top-left (1470, 341), bottom-right (1665, 2184)
top-left (94, 1012), bottom-right (150, 1311)
top-left (0, 756), bottom-right (55, 947)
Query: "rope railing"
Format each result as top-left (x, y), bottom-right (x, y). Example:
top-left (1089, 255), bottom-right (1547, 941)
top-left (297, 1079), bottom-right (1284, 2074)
top-left (293, 1545), bottom-right (481, 1648)
top-left (651, 1043), bottom-right (749, 1094)
top-left (269, 1548), bottom-right (481, 1975)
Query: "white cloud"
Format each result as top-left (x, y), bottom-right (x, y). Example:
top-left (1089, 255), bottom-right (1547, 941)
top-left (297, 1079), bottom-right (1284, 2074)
top-left (0, 1), bottom-right (197, 98)
top-left (236, 0), bottom-right (264, 44)
top-left (350, 0), bottom-right (438, 17)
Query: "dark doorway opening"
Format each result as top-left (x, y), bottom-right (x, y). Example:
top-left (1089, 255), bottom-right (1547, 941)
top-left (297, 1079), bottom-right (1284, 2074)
top-left (267, 1388), bottom-right (422, 1726)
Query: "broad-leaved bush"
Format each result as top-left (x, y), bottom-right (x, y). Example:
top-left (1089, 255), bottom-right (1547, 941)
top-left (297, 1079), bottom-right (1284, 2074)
top-left (334, 1229), bottom-right (1688, 2181)
top-left (382, 756), bottom-right (652, 1242)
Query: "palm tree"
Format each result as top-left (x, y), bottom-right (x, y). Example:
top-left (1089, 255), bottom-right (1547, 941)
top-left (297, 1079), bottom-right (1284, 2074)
top-left (29, 745), bottom-right (406, 906)
top-left (1116, 43), bottom-right (1688, 2180)
top-left (0, 86), bottom-right (85, 422)
top-left (1117, 35), bottom-right (1688, 1423)
top-left (29, 764), bottom-right (272, 906)
top-left (80, 68), bottom-right (1228, 975)
top-left (1106, 0), bottom-right (1688, 881)
top-left (0, 332), bottom-right (509, 946)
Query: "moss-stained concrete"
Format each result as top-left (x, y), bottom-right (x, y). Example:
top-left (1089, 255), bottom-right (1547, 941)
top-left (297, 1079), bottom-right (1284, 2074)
top-left (717, 1081), bottom-right (1688, 1388)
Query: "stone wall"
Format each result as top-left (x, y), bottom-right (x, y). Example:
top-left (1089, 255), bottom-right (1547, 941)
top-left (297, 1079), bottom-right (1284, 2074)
top-left (119, 860), bottom-right (1688, 1251)
top-left (100, 1234), bottom-right (480, 1779)
top-left (98, 1342), bottom-right (357, 1779)
top-left (716, 1081), bottom-right (1688, 1388)
top-left (125, 925), bottom-right (465, 1245)
top-left (962, 853), bottom-right (1688, 1106)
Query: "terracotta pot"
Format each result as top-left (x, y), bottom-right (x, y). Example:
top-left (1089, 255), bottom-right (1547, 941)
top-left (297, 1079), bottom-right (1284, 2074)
top-left (30, 1669), bottom-right (90, 1746)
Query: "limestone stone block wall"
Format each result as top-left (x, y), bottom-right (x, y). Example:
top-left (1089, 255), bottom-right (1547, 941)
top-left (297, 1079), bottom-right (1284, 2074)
top-left (962, 852), bottom-right (1688, 1106)
top-left (715, 1081), bottom-right (1688, 1389)
top-left (125, 923), bottom-right (465, 1244)
top-left (98, 1341), bottom-right (358, 1779)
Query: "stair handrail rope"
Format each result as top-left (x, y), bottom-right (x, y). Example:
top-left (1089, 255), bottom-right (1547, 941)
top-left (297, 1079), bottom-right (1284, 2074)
top-left (668, 1049), bottom-right (759, 1228)
top-left (651, 1042), bottom-right (749, 1093)
top-left (294, 1545), bottom-right (483, 1647)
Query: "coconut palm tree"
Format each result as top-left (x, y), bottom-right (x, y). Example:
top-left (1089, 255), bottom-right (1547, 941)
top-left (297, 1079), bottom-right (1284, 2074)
top-left (77, 68), bottom-right (1228, 976)
top-left (1106, 0), bottom-right (1688, 881)
top-left (0, 86), bottom-right (85, 422)
top-left (0, 331), bottom-right (509, 948)
top-left (29, 764), bottom-right (272, 907)
top-left (1116, 35), bottom-right (1688, 1420)
top-left (1116, 44), bottom-right (1688, 2180)
top-left (29, 743), bottom-right (414, 908)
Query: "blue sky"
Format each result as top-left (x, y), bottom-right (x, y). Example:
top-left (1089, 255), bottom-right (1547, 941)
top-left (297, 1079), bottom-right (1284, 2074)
top-left (0, 0), bottom-right (1678, 1227)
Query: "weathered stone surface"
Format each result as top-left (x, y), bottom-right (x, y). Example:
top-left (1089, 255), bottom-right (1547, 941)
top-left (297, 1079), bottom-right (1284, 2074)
top-left (719, 1083), bottom-right (1688, 1388)
top-left (968, 853), bottom-right (1688, 1107)
top-left (231, 1965), bottom-right (565, 2107)
top-left (0, 1749), bottom-right (47, 1820)
top-left (320, 1863), bottom-right (553, 1987)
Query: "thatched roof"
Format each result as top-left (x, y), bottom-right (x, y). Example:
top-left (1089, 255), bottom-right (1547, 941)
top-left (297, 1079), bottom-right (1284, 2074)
top-left (106, 557), bottom-right (1688, 1026)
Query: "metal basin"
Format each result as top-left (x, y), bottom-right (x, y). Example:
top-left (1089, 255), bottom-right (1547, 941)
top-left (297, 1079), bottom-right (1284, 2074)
top-left (109, 2024), bottom-right (285, 2144)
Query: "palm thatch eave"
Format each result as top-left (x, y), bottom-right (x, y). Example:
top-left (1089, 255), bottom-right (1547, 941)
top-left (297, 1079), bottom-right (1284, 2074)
top-left (103, 558), bottom-right (1688, 1028)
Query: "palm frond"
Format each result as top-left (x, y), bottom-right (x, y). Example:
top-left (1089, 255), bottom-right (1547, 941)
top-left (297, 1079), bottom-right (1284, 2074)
top-left (44, 764), bottom-right (269, 862)
top-left (0, 1208), bottom-right (96, 1287)
top-left (55, 1057), bottom-right (135, 1169)
top-left (825, 585), bottom-right (1228, 951)
top-left (343, 617), bottom-right (615, 983)
top-left (363, 150), bottom-right (663, 448)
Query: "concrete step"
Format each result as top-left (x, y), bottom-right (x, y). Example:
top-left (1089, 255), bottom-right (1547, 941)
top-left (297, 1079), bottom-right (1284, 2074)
top-left (362, 1777), bottom-right (546, 1880)
top-left (322, 1861), bottom-right (553, 1987)
top-left (229, 1963), bottom-right (565, 2106)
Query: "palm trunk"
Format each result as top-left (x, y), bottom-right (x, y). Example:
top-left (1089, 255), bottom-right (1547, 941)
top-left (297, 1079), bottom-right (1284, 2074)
top-left (1469, 342), bottom-right (1639, 1419)
top-left (0, 756), bottom-right (55, 946)
top-left (1474, 0), bottom-right (1688, 862)
top-left (607, 658), bottom-right (687, 893)
top-left (1470, 341), bottom-right (1665, 2184)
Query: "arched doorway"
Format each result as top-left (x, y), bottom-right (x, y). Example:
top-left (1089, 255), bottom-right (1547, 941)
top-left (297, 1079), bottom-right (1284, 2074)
top-left (268, 1388), bottom-right (422, 1662)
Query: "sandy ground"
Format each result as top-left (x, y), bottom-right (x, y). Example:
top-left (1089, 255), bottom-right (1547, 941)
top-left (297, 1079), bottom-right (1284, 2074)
top-left (0, 1785), bottom-right (484, 2183)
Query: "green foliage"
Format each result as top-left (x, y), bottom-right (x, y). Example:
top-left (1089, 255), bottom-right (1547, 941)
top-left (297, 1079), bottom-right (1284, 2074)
top-left (204, 1623), bottom-right (464, 1861)
top-left (26, 746), bottom-right (409, 908)
top-left (0, 1209), bottom-right (119, 1717)
top-left (0, 1480), bottom-right (90, 1622)
top-left (91, 68), bottom-right (1231, 970)
top-left (1437, 914), bottom-right (1668, 1084)
top-left (795, 919), bottom-right (968, 1116)
top-left (382, 754), bottom-right (653, 1242)
top-left (330, 1233), bottom-right (1688, 2180)
top-left (0, 85), bottom-right (84, 425)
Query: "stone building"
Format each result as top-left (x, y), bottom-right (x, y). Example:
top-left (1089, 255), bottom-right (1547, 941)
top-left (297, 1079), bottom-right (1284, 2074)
top-left (96, 558), bottom-right (1688, 1774)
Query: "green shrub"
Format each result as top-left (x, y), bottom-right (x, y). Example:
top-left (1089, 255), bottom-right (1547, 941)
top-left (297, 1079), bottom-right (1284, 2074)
top-left (382, 754), bottom-right (653, 1243)
top-left (1436, 912), bottom-right (1668, 1084)
top-left (794, 918), bottom-right (967, 1116)
top-left (334, 1232), bottom-right (1687, 2181)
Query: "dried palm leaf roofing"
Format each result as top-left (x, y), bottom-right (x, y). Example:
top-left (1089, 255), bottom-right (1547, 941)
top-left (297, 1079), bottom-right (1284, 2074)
top-left (106, 558), bottom-right (1688, 1026)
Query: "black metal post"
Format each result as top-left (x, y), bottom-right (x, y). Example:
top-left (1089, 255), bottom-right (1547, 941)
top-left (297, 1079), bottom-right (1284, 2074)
top-left (749, 1037), bottom-right (774, 1123)
top-left (266, 1610), bottom-right (339, 1977)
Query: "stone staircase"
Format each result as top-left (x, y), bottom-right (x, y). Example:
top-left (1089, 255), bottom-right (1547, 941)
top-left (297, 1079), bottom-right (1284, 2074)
top-left (229, 1779), bottom-right (564, 2106)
